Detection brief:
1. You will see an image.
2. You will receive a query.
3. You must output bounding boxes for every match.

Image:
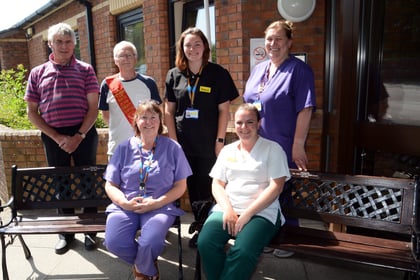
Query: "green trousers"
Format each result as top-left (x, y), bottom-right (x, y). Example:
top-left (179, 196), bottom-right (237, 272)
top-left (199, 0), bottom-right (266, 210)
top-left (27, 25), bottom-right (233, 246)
top-left (197, 211), bottom-right (281, 280)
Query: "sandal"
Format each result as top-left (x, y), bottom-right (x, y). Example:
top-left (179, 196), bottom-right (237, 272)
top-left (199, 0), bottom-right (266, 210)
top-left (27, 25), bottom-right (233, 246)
top-left (132, 263), bottom-right (159, 280)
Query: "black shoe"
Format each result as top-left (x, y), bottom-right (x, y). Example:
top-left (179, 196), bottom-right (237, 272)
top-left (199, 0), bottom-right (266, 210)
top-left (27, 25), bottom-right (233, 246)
top-left (84, 234), bottom-right (96, 251)
top-left (55, 234), bottom-right (75, 255)
top-left (189, 233), bottom-right (198, 248)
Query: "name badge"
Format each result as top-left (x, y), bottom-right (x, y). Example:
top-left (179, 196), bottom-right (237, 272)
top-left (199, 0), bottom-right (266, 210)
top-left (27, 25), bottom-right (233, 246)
top-left (200, 86), bottom-right (211, 93)
top-left (253, 100), bottom-right (262, 111)
top-left (185, 108), bottom-right (199, 119)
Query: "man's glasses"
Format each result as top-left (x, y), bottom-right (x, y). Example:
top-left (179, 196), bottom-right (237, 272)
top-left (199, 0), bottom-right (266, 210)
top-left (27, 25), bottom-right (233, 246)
top-left (116, 54), bottom-right (135, 59)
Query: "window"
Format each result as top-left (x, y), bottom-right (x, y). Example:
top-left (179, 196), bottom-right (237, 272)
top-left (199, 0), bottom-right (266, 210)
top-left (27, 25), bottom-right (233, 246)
top-left (364, 1), bottom-right (420, 126)
top-left (118, 8), bottom-right (145, 74)
top-left (355, 0), bottom-right (420, 176)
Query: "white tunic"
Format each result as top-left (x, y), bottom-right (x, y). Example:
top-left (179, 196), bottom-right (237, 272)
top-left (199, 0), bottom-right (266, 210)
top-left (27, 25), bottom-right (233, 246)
top-left (209, 137), bottom-right (290, 225)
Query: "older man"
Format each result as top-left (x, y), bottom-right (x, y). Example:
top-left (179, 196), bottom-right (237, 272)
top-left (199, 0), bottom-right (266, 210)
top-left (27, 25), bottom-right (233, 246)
top-left (25, 22), bottom-right (100, 254)
top-left (99, 41), bottom-right (161, 157)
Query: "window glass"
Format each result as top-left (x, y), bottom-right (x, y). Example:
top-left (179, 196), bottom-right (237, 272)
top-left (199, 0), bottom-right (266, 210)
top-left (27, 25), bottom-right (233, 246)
top-left (74, 31), bottom-right (80, 59)
top-left (118, 9), bottom-right (145, 74)
top-left (184, 1), bottom-right (215, 61)
top-left (368, 1), bottom-right (420, 126)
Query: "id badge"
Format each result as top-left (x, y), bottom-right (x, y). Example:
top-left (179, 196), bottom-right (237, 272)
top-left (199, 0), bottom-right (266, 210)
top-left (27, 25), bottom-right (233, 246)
top-left (185, 108), bottom-right (199, 119)
top-left (253, 100), bottom-right (262, 111)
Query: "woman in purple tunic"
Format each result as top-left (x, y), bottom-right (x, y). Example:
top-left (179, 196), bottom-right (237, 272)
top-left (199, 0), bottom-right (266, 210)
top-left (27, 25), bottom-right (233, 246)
top-left (243, 20), bottom-right (316, 258)
top-left (103, 100), bottom-right (192, 280)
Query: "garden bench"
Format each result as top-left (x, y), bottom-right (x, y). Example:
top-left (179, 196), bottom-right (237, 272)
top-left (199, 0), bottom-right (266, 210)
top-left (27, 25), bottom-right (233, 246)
top-left (270, 170), bottom-right (420, 279)
top-left (0, 165), bottom-right (183, 280)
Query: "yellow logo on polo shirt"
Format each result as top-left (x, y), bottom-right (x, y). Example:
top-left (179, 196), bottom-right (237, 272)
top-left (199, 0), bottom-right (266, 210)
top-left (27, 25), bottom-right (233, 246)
top-left (200, 86), bottom-right (211, 93)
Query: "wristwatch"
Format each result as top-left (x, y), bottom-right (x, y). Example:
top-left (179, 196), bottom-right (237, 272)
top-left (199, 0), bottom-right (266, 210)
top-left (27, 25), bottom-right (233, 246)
top-left (216, 138), bottom-right (225, 144)
top-left (77, 131), bottom-right (86, 139)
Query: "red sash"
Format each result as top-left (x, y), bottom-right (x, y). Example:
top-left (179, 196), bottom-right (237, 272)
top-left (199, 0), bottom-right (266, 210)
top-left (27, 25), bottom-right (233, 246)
top-left (105, 74), bottom-right (136, 125)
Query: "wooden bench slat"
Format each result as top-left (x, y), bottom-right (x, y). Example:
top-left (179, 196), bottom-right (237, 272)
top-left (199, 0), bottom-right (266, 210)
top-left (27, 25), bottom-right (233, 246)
top-left (2, 213), bottom-right (107, 234)
top-left (297, 226), bottom-right (409, 248)
top-left (2, 225), bottom-right (106, 234)
top-left (271, 226), bottom-right (416, 272)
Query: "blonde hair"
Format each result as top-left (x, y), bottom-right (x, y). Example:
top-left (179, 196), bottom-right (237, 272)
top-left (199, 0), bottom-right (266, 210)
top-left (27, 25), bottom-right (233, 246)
top-left (236, 103), bottom-right (261, 122)
top-left (265, 20), bottom-right (294, 39)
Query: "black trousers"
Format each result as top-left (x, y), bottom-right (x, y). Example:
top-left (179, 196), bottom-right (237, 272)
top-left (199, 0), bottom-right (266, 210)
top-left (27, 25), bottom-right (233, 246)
top-left (185, 155), bottom-right (216, 221)
top-left (41, 125), bottom-right (98, 236)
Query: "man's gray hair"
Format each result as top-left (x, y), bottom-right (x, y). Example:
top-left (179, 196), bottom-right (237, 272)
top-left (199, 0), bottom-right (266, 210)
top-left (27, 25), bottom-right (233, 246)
top-left (113, 41), bottom-right (138, 58)
top-left (48, 23), bottom-right (76, 45)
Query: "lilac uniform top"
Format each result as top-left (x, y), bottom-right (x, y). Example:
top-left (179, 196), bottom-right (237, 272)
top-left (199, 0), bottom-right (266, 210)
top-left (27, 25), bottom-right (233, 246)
top-left (24, 54), bottom-right (100, 128)
top-left (243, 56), bottom-right (316, 168)
top-left (104, 135), bottom-right (192, 216)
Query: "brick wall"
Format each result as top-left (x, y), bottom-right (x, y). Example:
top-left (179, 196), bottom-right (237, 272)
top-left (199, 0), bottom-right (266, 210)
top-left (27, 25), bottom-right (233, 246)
top-left (92, 4), bottom-right (119, 82)
top-left (0, 30), bottom-right (29, 70)
top-left (143, 0), bottom-right (171, 98)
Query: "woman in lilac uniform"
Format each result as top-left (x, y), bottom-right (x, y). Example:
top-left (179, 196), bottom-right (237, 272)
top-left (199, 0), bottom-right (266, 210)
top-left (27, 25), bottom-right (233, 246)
top-left (243, 20), bottom-right (316, 257)
top-left (104, 100), bottom-right (192, 280)
top-left (243, 20), bottom-right (315, 170)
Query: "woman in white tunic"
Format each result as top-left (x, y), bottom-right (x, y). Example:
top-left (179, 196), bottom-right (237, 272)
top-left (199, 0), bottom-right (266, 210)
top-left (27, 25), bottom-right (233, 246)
top-left (197, 103), bottom-right (290, 280)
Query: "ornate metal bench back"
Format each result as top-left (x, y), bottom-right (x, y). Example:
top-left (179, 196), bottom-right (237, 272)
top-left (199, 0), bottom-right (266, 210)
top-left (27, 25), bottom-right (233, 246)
top-left (12, 165), bottom-right (109, 210)
top-left (288, 170), bottom-right (417, 234)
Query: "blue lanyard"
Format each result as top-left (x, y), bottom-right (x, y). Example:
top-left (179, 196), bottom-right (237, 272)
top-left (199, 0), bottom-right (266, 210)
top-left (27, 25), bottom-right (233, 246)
top-left (138, 137), bottom-right (157, 196)
top-left (187, 65), bottom-right (203, 107)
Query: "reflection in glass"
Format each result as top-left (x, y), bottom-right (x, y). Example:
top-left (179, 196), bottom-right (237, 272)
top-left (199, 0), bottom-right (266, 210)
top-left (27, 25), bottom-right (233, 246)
top-left (370, 0), bottom-right (420, 126)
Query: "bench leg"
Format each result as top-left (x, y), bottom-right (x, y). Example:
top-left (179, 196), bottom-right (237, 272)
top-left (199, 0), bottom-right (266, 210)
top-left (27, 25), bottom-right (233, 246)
top-left (177, 220), bottom-right (183, 280)
top-left (18, 234), bottom-right (31, 259)
top-left (1, 234), bottom-right (9, 280)
top-left (194, 250), bottom-right (201, 280)
top-left (1, 233), bottom-right (32, 280)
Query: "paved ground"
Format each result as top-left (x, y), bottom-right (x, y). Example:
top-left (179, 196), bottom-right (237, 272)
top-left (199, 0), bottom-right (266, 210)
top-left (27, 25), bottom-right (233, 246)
top-left (0, 212), bottom-right (407, 280)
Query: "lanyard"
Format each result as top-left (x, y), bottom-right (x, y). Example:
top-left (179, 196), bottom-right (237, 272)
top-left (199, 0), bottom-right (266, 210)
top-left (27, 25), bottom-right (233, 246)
top-left (257, 65), bottom-right (271, 98)
top-left (138, 137), bottom-right (157, 197)
top-left (187, 65), bottom-right (203, 107)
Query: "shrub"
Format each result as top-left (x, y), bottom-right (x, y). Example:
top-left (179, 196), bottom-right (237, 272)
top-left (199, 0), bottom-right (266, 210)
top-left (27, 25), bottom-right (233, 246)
top-left (0, 64), bottom-right (106, 130)
top-left (0, 64), bottom-right (33, 129)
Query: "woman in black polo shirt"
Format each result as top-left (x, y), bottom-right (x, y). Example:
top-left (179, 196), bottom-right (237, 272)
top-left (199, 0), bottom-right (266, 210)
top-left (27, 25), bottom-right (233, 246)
top-left (164, 27), bottom-right (239, 247)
